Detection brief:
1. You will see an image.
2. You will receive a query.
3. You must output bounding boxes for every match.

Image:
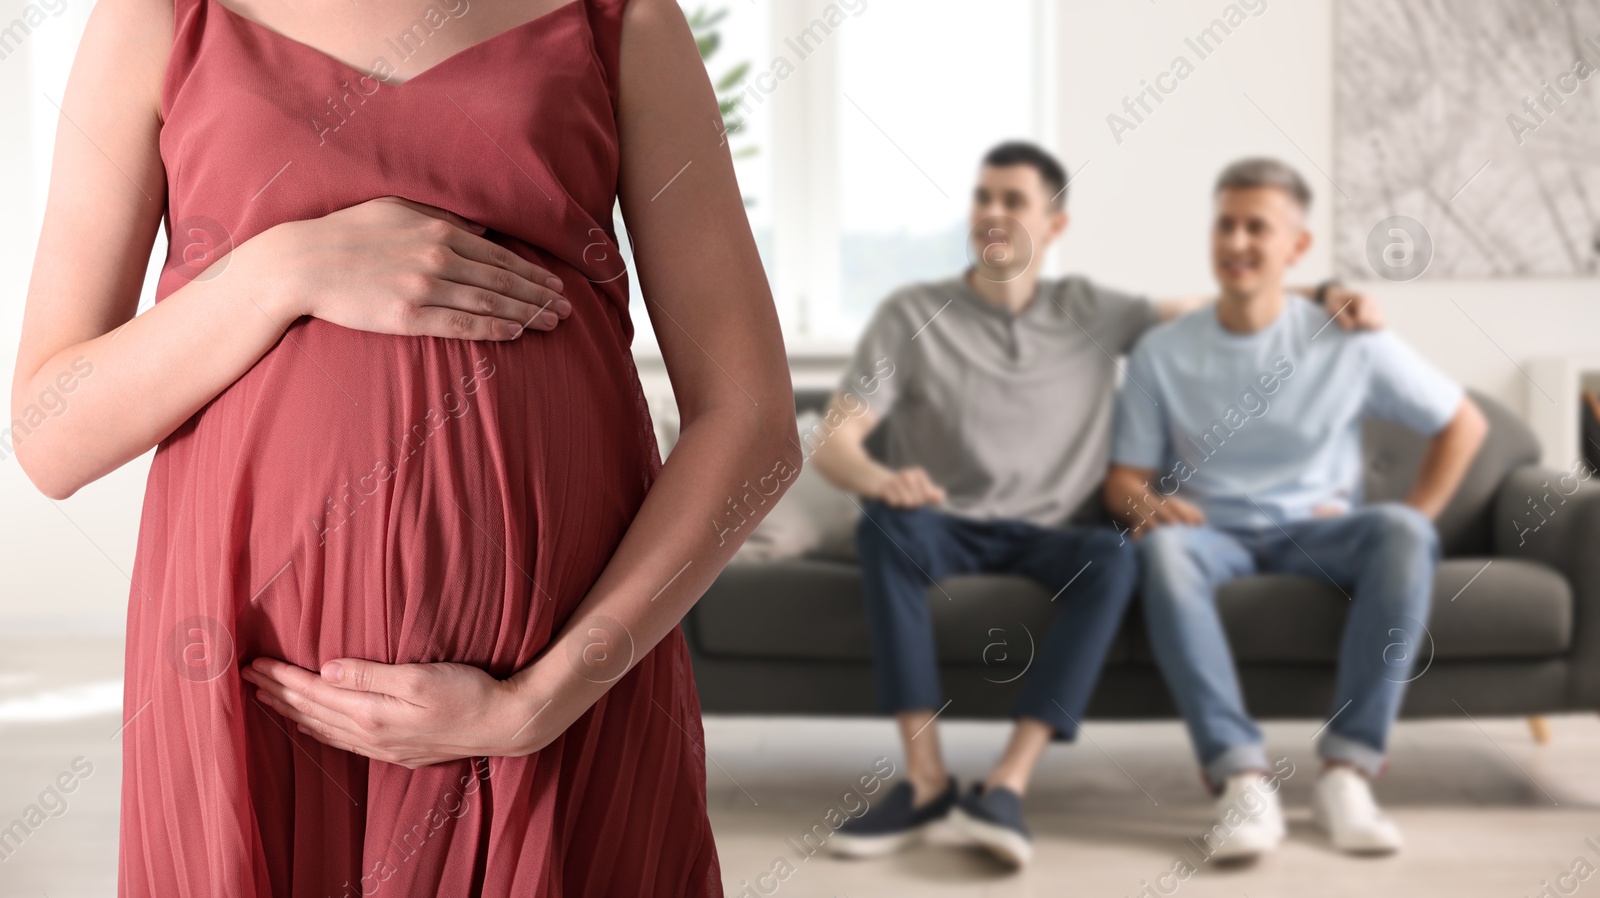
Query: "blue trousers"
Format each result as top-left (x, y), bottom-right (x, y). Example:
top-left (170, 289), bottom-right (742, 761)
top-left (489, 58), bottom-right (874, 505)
top-left (1137, 503), bottom-right (1439, 788)
top-left (855, 499), bottom-right (1139, 740)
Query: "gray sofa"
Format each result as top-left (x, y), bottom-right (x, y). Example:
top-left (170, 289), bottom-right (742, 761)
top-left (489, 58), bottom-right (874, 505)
top-left (684, 388), bottom-right (1600, 725)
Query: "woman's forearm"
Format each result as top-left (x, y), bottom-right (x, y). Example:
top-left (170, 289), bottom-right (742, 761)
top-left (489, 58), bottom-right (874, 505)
top-left (504, 402), bottom-right (800, 752)
top-left (494, 0), bottom-right (800, 755)
top-left (12, 228), bottom-right (299, 499)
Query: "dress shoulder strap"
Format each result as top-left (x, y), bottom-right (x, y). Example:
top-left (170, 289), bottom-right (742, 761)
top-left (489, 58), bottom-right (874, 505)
top-left (582, 0), bottom-right (628, 110)
top-left (160, 0), bottom-right (210, 121)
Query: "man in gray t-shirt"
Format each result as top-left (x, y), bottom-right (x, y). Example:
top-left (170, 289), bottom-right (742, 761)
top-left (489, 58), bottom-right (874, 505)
top-left (841, 272), bottom-right (1157, 528)
top-left (811, 142), bottom-right (1378, 867)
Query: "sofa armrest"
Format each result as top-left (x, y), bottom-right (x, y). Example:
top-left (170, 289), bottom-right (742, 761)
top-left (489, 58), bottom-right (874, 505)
top-left (1494, 463), bottom-right (1600, 707)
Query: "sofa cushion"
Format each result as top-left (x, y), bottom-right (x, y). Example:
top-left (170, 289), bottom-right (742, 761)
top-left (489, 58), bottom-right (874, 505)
top-left (692, 557), bottom-right (1570, 666)
top-left (1126, 557), bottom-right (1571, 663)
top-left (731, 412), bottom-right (861, 563)
top-left (691, 560), bottom-right (869, 662)
top-left (690, 561), bottom-right (1132, 666)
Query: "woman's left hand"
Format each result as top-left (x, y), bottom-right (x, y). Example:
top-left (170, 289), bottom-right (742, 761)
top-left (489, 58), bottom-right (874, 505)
top-left (241, 656), bottom-right (539, 768)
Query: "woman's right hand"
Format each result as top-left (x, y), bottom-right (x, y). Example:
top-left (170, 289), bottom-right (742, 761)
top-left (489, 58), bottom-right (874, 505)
top-left (261, 196), bottom-right (571, 341)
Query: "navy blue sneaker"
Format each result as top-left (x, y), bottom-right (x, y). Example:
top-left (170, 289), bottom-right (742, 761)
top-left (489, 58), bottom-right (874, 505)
top-left (947, 783), bottom-right (1032, 867)
top-left (827, 777), bottom-right (958, 858)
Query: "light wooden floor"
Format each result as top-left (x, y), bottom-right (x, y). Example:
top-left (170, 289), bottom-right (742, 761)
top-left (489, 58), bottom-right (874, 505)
top-left (706, 714), bottom-right (1600, 898)
top-left (3, 635), bottom-right (1596, 897)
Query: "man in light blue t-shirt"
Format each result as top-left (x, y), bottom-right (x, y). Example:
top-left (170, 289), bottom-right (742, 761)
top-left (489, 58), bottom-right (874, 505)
top-left (1106, 158), bottom-right (1487, 861)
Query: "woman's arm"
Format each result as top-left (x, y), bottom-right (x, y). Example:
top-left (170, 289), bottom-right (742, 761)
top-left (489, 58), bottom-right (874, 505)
top-left (503, 0), bottom-right (799, 741)
top-left (14, 0), bottom-right (194, 499)
top-left (243, 0), bottom-right (798, 766)
top-left (14, 0), bottom-right (570, 500)
top-left (502, 0), bottom-right (796, 729)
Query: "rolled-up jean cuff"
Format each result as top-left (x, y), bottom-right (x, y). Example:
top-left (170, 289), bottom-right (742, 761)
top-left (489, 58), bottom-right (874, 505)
top-left (1319, 732), bottom-right (1385, 779)
top-left (1204, 743), bottom-right (1270, 791)
top-left (880, 694), bottom-right (943, 717)
top-left (1013, 703), bottom-right (1077, 743)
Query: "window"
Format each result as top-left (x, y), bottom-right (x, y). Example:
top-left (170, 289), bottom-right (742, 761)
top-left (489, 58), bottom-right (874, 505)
top-left (834, 0), bottom-right (1042, 337)
top-left (647, 0), bottom-right (1056, 348)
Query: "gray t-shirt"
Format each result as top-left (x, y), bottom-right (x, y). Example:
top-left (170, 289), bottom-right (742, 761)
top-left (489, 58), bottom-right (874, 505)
top-left (837, 272), bottom-right (1158, 528)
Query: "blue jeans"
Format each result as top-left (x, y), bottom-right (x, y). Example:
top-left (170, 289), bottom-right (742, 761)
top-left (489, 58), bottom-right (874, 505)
top-left (855, 499), bottom-right (1139, 740)
top-left (1138, 503), bottom-right (1439, 789)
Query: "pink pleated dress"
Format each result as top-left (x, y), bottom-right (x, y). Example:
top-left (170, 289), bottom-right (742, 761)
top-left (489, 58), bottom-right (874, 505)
top-left (120, 0), bottom-right (721, 894)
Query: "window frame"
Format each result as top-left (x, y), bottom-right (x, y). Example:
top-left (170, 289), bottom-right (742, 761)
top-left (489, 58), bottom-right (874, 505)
top-left (758, 0), bottom-right (1061, 349)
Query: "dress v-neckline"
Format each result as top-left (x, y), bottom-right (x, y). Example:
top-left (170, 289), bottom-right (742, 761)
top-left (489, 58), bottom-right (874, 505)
top-left (207, 0), bottom-right (582, 88)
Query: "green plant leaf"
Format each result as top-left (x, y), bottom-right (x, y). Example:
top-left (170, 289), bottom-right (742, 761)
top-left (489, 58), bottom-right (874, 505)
top-left (689, 3), bottom-right (759, 165)
top-left (716, 61), bottom-right (751, 91)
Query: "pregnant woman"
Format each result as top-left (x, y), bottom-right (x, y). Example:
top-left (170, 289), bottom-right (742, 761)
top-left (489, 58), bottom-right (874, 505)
top-left (12, 0), bottom-right (796, 893)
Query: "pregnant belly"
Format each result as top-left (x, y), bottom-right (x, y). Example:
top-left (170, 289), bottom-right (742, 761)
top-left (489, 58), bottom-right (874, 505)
top-left (143, 307), bottom-right (658, 675)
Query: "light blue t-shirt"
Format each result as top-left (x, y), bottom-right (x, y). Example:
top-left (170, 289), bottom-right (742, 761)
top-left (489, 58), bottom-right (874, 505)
top-left (1110, 295), bottom-right (1464, 530)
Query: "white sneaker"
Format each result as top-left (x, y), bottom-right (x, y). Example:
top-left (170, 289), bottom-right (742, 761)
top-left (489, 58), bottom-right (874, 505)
top-left (1312, 766), bottom-right (1403, 854)
top-left (1197, 773), bottom-right (1286, 862)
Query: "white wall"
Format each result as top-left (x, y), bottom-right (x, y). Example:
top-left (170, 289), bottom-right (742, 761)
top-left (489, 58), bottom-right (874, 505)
top-left (1049, 0), bottom-right (1597, 466)
top-left (0, 18), bottom-right (43, 626)
top-left (2, 11), bottom-right (158, 632)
